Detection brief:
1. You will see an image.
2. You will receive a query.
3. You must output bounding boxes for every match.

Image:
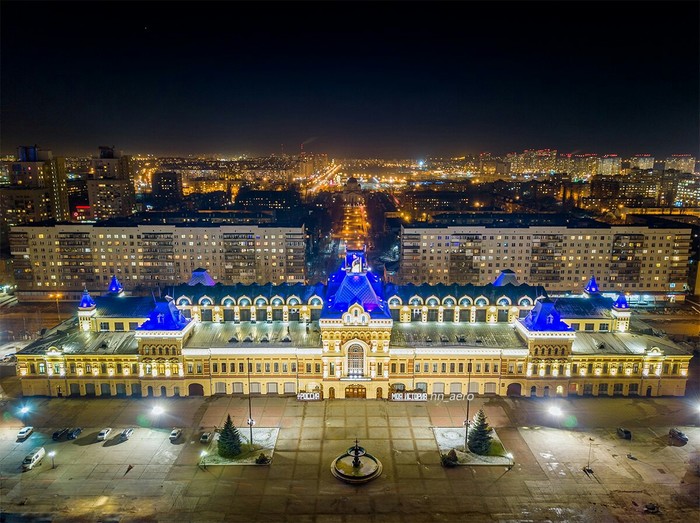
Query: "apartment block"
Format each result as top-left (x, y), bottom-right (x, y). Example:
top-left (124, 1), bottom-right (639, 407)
top-left (10, 221), bottom-right (307, 299)
top-left (399, 219), bottom-right (691, 298)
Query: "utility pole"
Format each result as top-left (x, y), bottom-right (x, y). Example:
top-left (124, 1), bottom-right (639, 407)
top-left (247, 357), bottom-right (254, 446)
top-left (464, 359), bottom-right (472, 452)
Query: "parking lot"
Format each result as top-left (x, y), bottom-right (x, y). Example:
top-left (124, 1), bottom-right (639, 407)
top-left (0, 394), bottom-right (698, 522)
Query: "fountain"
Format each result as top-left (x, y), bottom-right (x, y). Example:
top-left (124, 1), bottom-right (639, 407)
top-left (331, 439), bottom-right (383, 484)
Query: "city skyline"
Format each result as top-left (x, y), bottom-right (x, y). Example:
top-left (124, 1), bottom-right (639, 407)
top-left (1, 1), bottom-right (698, 158)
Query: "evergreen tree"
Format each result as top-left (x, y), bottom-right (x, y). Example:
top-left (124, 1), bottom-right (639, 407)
top-left (218, 414), bottom-right (242, 458)
top-left (467, 408), bottom-right (492, 455)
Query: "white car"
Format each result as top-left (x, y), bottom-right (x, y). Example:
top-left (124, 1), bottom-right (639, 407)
top-left (169, 428), bottom-right (182, 442)
top-left (97, 428), bottom-right (112, 441)
top-left (17, 426), bottom-right (34, 440)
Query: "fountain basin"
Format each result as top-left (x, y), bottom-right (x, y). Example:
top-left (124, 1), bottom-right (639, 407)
top-left (331, 452), bottom-right (383, 484)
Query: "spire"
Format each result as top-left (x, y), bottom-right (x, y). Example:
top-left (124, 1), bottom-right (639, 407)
top-left (108, 275), bottom-right (123, 294)
top-left (584, 275), bottom-right (599, 295)
top-left (613, 293), bottom-right (629, 309)
top-left (78, 288), bottom-right (96, 309)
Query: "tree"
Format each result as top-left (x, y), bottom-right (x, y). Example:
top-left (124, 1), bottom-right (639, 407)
top-left (218, 414), bottom-right (242, 458)
top-left (467, 408), bottom-right (492, 455)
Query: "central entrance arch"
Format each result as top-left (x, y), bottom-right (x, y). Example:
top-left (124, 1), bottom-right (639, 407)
top-left (347, 344), bottom-right (365, 377)
top-left (345, 384), bottom-right (366, 399)
top-left (506, 383), bottom-right (522, 397)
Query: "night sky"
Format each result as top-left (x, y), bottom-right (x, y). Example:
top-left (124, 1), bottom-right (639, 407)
top-left (1, 1), bottom-right (698, 158)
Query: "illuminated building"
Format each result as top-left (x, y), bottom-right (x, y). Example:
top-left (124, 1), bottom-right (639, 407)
top-left (597, 155), bottom-right (621, 176)
top-left (15, 258), bottom-right (692, 399)
top-left (0, 146), bottom-right (69, 232)
top-left (151, 171), bottom-right (183, 208)
top-left (9, 220), bottom-right (307, 299)
top-left (398, 217), bottom-right (690, 299)
top-left (87, 146), bottom-right (136, 220)
top-left (630, 155), bottom-right (654, 170)
top-left (664, 155), bottom-right (696, 174)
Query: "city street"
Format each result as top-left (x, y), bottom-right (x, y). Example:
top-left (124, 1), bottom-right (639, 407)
top-left (0, 381), bottom-right (698, 522)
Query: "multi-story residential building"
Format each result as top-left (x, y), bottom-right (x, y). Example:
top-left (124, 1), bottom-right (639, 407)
top-left (9, 219), bottom-right (307, 299)
top-left (87, 146), bottom-right (136, 220)
top-left (398, 215), bottom-right (691, 300)
top-left (664, 155), bottom-right (696, 174)
top-left (151, 171), bottom-right (183, 208)
top-left (506, 149), bottom-right (557, 175)
top-left (14, 254), bottom-right (692, 400)
top-left (0, 146), bottom-right (69, 235)
top-left (630, 155), bottom-right (654, 170)
top-left (597, 155), bottom-right (621, 176)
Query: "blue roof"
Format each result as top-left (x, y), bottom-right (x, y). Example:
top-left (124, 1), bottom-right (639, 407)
top-left (188, 268), bottom-right (216, 286)
top-left (584, 275), bottom-right (599, 294)
top-left (521, 299), bottom-right (574, 332)
top-left (614, 293), bottom-right (629, 309)
top-left (322, 261), bottom-right (391, 319)
top-left (108, 275), bottom-right (124, 294)
top-left (138, 299), bottom-right (191, 331)
top-left (493, 269), bottom-right (520, 286)
top-left (79, 289), bottom-right (96, 309)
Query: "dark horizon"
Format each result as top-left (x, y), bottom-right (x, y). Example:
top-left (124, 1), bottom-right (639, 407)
top-left (1, 1), bottom-right (698, 159)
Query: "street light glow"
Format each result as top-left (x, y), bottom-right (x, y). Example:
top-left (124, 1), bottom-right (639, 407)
top-left (548, 406), bottom-right (563, 417)
top-left (152, 406), bottom-right (164, 415)
top-left (20, 406), bottom-right (29, 414)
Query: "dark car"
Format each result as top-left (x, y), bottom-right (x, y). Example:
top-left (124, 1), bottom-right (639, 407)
top-left (52, 428), bottom-right (69, 441)
top-left (67, 427), bottom-right (82, 440)
top-left (669, 428), bottom-right (688, 444)
top-left (616, 428), bottom-right (632, 440)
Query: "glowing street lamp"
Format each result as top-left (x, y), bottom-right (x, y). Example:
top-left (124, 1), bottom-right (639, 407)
top-left (548, 406), bottom-right (563, 417)
top-left (200, 450), bottom-right (207, 468)
top-left (48, 293), bottom-right (63, 323)
top-left (152, 406), bottom-right (164, 415)
top-left (49, 451), bottom-right (56, 469)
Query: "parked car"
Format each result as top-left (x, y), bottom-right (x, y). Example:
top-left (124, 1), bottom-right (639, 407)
top-left (119, 428), bottom-right (134, 441)
top-left (97, 428), bottom-right (112, 441)
top-left (17, 426), bottom-right (33, 440)
top-left (169, 428), bottom-right (182, 442)
top-left (616, 428), bottom-right (632, 440)
top-left (67, 427), bottom-right (82, 439)
top-left (200, 432), bottom-right (212, 444)
top-left (21, 447), bottom-right (46, 471)
top-left (52, 428), bottom-right (69, 441)
top-left (669, 428), bottom-right (688, 444)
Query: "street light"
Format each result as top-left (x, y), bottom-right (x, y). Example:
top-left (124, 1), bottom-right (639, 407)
top-left (200, 450), bottom-right (207, 469)
top-left (49, 451), bottom-right (56, 469)
top-left (464, 359), bottom-right (473, 452)
top-left (247, 357), bottom-right (255, 446)
top-left (48, 293), bottom-right (62, 323)
top-left (548, 406), bottom-right (563, 417)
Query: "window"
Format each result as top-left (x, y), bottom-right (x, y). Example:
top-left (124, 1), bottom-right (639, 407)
top-left (400, 363), bottom-right (406, 373)
top-left (600, 323), bottom-right (609, 332)
top-left (315, 363), bottom-right (321, 373)
top-left (517, 364), bottom-right (523, 373)
top-left (99, 322), bottom-right (109, 331)
top-left (572, 364), bottom-right (578, 373)
top-left (476, 363), bottom-right (481, 372)
top-left (291, 362), bottom-right (296, 373)
top-left (116, 363), bottom-right (122, 373)
top-left (508, 364), bottom-right (514, 373)
top-left (602, 363), bottom-right (608, 374)
top-left (274, 363), bottom-right (279, 373)
top-left (391, 363), bottom-right (397, 373)
top-left (441, 363), bottom-right (447, 373)
top-left (598, 383), bottom-right (608, 394)
top-left (484, 363), bottom-right (490, 373)
top-left (282, 363), bottom-right (288, 373)
top-left (70, 363), bottom-right (76, 374)
top-left (256, 363), bottom-right (262, 373)
top-left (38, 363), bottom-right (46, 374)
top-left (239, 362), bottom-right (244, 373)
top-left (114, 322), bottom-right (124, 331)
top-left (188, 363), bottom-right (193, 373)
top-left (587, 363), bottom-right (593, 374)
top-left (265, 363), bottom-right (271, 373)
top-left (450, 363), bottom-right (455, 373)
top-left (571, 323), bottom-right (580, 331)
top-left (86, 364), bottom-right (92, 373)
top-left (101, 364), bottom-right (107, 374)
top-left (196, 364), bottom-right (202, 373)
top-left (584, 323), bottom-right (595, 331)
top-left (458, 363), bottom-right (464, 373)
top-left (222, 363), bottom-right (227, 373)
top-left (213, 363), bottom-right (218, 373)
top-left (131, 364), bottom-right (138, 374)
top-left (306, 363), bottom-right (311, 373)
top-left (423, 363), bottom-right (429, 372)
top-left (129, 322), bottom-right (138, 330)
top-left (377, 362), bottom-right (383, 374)
top-left (330, 363), bottom-right (335, 374)
top-left (432, 363), bottom-right (438, 372)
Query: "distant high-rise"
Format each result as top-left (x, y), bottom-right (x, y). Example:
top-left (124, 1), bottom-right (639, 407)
top-left (629, 155), bottom-right (654, 170)
top-left (0, 145), bottom-right (69, 240)
top-left (597, 155), bottom-right (621, 176)
top-left (151, 171), bottom-right (183, 208)
top-left (664, 154), bottom-right (696, 173)
top-left (87, 146), bottom-right (136, 220)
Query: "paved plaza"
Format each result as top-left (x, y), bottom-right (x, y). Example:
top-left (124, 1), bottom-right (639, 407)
top-left (0, 393), bottom-right (698, 522)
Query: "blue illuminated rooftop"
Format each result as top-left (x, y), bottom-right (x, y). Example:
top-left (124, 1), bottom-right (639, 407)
top-left (322, 250), bottom-right (391, 319)
top-left (188, 268), bottom-right (216, 286)
top-left (108, 275), bottom-right (124, 294)
top-left (521, 298), bottom-right (574, 332)
top-left (584, 275), bottom-right (599, 294)
top-left (493, 269), bottom-right (520, 287)
top-left (138, 298), bottom-right (191, 331)
top-left (79, 289), bottom-right (96, 309)
top-left (614, 293), bottom-right (629, 309)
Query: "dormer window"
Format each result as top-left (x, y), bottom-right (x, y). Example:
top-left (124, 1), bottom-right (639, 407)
top-left (157, 313), bottom-right (165, 324)
top-left (546, 314), bottom-right (554, 325)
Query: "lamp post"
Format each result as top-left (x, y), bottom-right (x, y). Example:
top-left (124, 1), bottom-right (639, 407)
top-left (464, 359), bottom-right (472, 452)
top-left (200, 450), bottom-right (207, 469)
top-left (49, 451), bottom-right (56, 469)
top-left (48, 293), bottom-right (62, 324)
top-left (247, 357), bottom-right (254, 446)
top-left (584, 437), bottom-right (594, 473)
